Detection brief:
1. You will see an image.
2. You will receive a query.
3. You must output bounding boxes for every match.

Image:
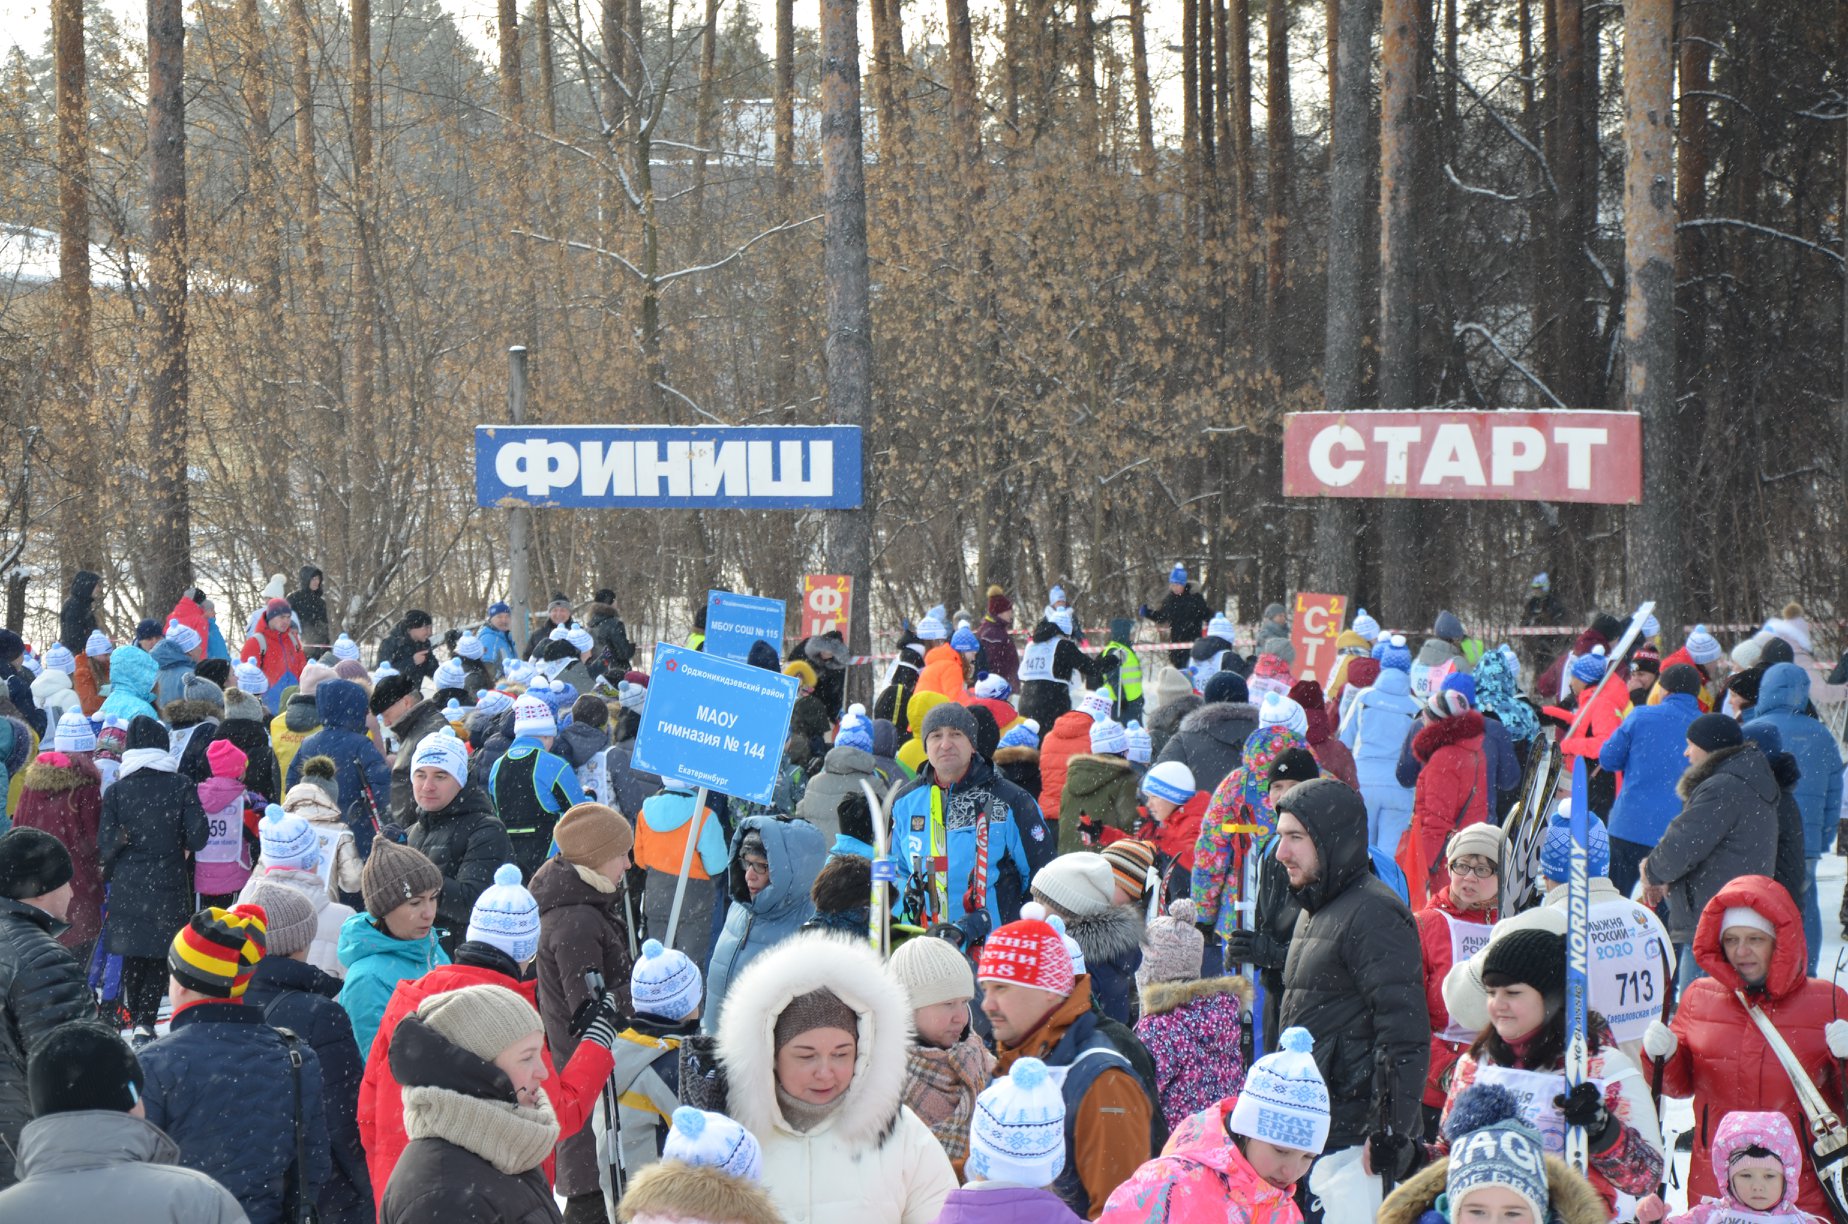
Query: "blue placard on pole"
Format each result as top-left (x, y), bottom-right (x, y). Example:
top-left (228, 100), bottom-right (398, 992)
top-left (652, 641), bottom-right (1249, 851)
top-left (702, 591), bottom-right (787, 662)
top-left (474, 425), bottom-right (863, 509)
top-left (631, 644), bottom-right (799, 805)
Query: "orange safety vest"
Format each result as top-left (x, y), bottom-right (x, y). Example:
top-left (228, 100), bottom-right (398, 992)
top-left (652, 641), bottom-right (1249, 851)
top-left (634, 804), bottom-right (715, 881)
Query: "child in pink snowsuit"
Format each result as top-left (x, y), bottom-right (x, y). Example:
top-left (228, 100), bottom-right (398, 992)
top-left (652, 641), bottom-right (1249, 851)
top-left (194, 738), bottom-right (256, 905)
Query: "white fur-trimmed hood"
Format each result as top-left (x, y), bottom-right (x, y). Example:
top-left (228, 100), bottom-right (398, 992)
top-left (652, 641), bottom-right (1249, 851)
top-left (716, 930), bottom-right (911, 1154)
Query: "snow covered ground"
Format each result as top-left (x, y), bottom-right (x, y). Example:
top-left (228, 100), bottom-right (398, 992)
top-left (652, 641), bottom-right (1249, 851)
top-left (1656, 850), bottom-right (1847, 1214)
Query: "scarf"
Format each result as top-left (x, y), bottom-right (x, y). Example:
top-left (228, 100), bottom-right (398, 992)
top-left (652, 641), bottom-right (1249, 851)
top-left (401, 1083), bottom-right (559, 1175)
top-left (119, 748), bottom-right (177, 779)
top-left (903, 1034), bottom-right (994, 1163)
top-left (775, 1084), bottom-right (843, 1134)
top-left (1473, 650), bottom-right (1540, 743)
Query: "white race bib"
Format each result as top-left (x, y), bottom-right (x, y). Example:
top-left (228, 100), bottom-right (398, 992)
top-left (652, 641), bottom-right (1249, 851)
top-left (578, 755), bottom-right (612, 806)
top-left (198, 796), bottom-right (250, 866)
top-left (1438, 914), bottom-right (1496, 1043)
top-left (1019, 640), bottom-right (1055, 682)
top-left (1701, 1211), bottom-right (1811, 1224)
top-left (1471, 1064), bottom-right (1607, 1156)
top-left (1586, 898), bottom-right (1671, 1045)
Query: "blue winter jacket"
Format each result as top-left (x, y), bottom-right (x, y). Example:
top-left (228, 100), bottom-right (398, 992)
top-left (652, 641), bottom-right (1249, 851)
top-left (1599, 691), bottom-right (1702, 846)
top-left (288, 680), bottom-right (391, 859)
top-left (246, 955), bottom-right (373, 1223)
top-left (1341, 669), bottom-right (1422, 795)
top-left (97, 645), bottom-right (161, 726)
top-left (1746, 663), bottom-right (1845, 856)
top-left (885, 754), bottom-right (1040, 938)
top-left (139, 1000), bottom-right (332, 1224)
top-left (702, 815), bottom-right (828, 1034)
top-left (205, 615), bottom-right (231, 661)
top-left (335, 910), bottom-right (450, 1061)
top-left (477, 622), bottom-right (518, 672)
top-left (150, 638), bottom-right (197, 709)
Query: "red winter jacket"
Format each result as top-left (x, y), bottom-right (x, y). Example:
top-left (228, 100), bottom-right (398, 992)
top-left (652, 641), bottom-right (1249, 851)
top-left (1416, 886), bottom-right (1496, 1106)
top-left (1654, 874), bottom-right (1848, 1220)
top-left (356, 956), bottom-right (615, 1208)
top-left (1554, 678), bottom-right (1630, 771)
top-left (1405, 712), bottom-right (1488, 909)
top-left (241, 621), bottom-right (308, 688)
top-left (1037, 709), bottom-right (1093, 823)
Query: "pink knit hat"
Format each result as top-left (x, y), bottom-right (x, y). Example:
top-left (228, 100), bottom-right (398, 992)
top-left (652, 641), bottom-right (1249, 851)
top-left (205, 738), bottom-right (248, 781)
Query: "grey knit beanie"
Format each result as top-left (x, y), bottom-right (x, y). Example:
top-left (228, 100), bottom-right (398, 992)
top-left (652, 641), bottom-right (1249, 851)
top-left (418, 983), bottom-right (542, 1063)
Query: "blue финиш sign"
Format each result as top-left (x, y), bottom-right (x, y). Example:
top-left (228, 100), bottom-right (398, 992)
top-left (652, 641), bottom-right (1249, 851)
top-left (631, 644), bottom-right (799, 805)
top-left (474, 425), bottom-right (864, 510)
top-left (702, 590), bottom-right (786, 663)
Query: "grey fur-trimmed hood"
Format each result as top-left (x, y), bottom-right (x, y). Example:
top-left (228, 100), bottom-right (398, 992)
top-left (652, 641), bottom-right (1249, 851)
top-left (715, 929), bottom-right (911, 1153)
top-left (1060, 901), bottom-right (1145, 964)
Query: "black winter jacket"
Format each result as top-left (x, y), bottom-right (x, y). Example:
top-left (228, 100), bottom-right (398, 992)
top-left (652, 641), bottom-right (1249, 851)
top-left (377, 623), bottom-right (438, 688)
top-left (407, 784), bottom-right (513, 953)
top-left (0, 899), bottom-right (95, 1185)
top-left (58, 569), bottom-right (103, 654)
top-left (1765, 750), bottom-right (1810, 917)
top-left (1276, 777), bottom-right (1429, 1152)
top-left (246, 955), bottom-right (373, 1224)
top-left (1649, 742), bottom-right (1780, 942)
top-left (220, 707), bottom-right (283, 803)
top-left (1146, 586), bottom-right (1212, 644)
top-left (1154, 700), bottom-right (1259, 795)
top-left (1018, 623), bottom-right (1103, 730)
top-left (586, 603), bottom-right (635, 674)
top-left (99, 763), bottom-right (210, 958)
top-left (287, 566), bottom-right (331, 652)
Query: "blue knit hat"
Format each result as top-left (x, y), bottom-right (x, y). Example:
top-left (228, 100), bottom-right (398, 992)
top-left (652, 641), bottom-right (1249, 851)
top-left (1140, 760), bottom-right (1195, 806)
top-left (1541, 802), bottom-right (1610, 882)
top-left (1125, 720), bottom-right (1152, 764)
top-left (834, 703), bottom-right (874, 753)
top-left (999, 719), bottom-right (1040, 750)
top-left (1571, 644), bottom-right (1608, 684)
top-left (1049, 585), bottom-right (1067, 607)
top-left (1169, 563), bottom-right (1187, 585)
top-left (1350, 608), bottom-right (1381, 642)
top-left (1207, 613), bottom-right (1236, 641)
top-left (487, 600), bottom-right (512, 617)
top-left (1434, 610), bottom-right (1466, 641)
top-left (1444, 1085), bottom-right (1551, 1224)
top-left (951, 624), bottom-right (980, 653)
top-left (1441, 672), bottom-right (1477, 707)
top-left (1377, 633), bottom-right (1412, 673)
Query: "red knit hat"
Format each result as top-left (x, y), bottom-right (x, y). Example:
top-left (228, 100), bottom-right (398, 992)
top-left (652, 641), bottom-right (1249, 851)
top-left (977, 919), bottom-right (1074, 997)
top-left (169, 904), bottom-right (268, 999)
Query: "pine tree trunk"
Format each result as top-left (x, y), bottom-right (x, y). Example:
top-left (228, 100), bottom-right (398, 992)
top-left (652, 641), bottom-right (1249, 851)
top-left (1127, 0), bottom-right (1156, 180)
top-left (820, 0), bottom-right (874, 675)
top-left (1313, 0), bottom-right (1373, 594)
top-left (146, 0), bottom-right (193, 603)
top-left (54, 0), bottom-right (99, 577)
top-left (1264, 0), bottom-right (1292, 375)
top-left (1377, 0), bottom-right (1422, 623)
top-left (1623, 0), bottom-right (1679, 618)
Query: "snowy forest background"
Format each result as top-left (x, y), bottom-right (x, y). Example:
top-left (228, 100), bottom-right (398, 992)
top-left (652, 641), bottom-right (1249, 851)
top-left (0, 0), bottom-right (1841, 657)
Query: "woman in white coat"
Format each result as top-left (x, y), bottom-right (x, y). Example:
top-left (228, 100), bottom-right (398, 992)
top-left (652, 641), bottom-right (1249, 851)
top-left (717, 930), bottom-right (957, 1224)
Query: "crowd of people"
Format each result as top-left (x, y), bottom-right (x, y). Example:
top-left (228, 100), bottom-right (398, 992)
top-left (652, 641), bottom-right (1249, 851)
top-left (0, 566), bottom-right (1841, 1224)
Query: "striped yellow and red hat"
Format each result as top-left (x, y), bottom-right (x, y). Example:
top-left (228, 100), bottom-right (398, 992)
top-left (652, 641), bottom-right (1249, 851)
top-left (169, 903), bottom-right (268, 999)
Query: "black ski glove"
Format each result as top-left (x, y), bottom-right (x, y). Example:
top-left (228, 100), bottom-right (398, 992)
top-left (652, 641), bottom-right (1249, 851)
top-left (1222, 930), bottom-right (1261, 965)
top-left (1554, 1081), bottom-right (1619, 1151)
top-left (1366, 1130), bottom-right (1421, 1180)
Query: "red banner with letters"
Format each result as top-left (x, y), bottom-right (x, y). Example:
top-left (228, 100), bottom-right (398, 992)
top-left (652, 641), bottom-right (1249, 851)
top-left (800, 574), bottom-right (853, 640)
top-left (1290, 593), bottom-right (1347, 683)
top-left (1282, 410), bottom-right (1642, 504)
